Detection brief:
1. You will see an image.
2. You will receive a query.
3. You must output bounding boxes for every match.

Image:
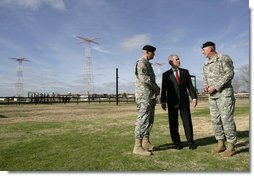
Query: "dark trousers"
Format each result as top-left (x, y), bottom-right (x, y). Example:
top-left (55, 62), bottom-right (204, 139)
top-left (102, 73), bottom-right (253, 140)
top-left (168, 105), bottom-right (194, 145)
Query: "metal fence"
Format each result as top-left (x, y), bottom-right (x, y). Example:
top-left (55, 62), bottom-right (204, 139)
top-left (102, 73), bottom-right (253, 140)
top-left (0, 94), bottom-right (249, 105)
top-left (0, 96), bottom-right (136, 105)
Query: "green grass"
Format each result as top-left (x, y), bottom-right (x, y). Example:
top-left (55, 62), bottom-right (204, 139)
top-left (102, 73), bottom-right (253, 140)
top-left (0, 100), bottom-right (249, 171)
top-left (191, 105), bottom-right (249, 117)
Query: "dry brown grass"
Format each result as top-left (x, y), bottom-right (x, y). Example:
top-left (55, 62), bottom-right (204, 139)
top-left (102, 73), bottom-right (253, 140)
top-left (0, 99), bottom-right (249, 139)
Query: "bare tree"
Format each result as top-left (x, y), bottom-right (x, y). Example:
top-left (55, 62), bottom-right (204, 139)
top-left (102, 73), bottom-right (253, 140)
top-left (236, 64), bottom-right (250, 92)
top-left (232, 75), bottom-right (241, 93)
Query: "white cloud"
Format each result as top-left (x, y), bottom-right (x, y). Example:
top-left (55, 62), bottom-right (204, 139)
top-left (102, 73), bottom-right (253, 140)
top-left (1, 0), bottom-right (66, 11)
top-left (44, 0), bottom-right (66, 11)
top-left (121, 34), bottom-right (151, 51)
top-left (8, 0), bottom-right (41, 10)
top-left (92, 46), bottom-right (114, 55)
top-left (224, 0), bottom-right (240, 4)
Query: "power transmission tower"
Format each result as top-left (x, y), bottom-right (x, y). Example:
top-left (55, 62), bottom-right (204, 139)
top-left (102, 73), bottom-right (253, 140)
top-left (153, 62), bottom-right (165, 73)
top-left (153, 62), bottom-right (165, 85)
top-left (77, 36), bottom-right (98, 95)
top-left (9, 57), bottom-right (30, 97)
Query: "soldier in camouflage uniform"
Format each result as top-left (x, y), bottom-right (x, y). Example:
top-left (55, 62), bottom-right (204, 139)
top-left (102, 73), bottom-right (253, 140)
top-left (202, 41), bottom-right (237, 157)
top-left (133, 45), bottom-right (160, 156)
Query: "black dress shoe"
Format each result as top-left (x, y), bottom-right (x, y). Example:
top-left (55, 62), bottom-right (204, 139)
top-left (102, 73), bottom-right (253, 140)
top-left (174, 144), bottom-right (183, 150)
top-left (188, 142), bottom-right (197, 150)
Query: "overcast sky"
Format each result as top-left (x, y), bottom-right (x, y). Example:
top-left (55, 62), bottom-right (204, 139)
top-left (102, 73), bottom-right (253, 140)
top-left (0, 0), bottom-right (249, 96)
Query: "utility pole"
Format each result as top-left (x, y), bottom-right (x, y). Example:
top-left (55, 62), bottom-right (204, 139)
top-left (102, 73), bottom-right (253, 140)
top-left (116, 68), bottom-right (119, 105)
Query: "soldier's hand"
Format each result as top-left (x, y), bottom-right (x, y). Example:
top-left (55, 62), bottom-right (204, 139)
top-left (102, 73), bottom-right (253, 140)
top-left (161, 103), bottom-right (167, 111)
top-left (204, 85), bottom-right (209, 93)
top-left (208, 87), bottom-right (216, 94)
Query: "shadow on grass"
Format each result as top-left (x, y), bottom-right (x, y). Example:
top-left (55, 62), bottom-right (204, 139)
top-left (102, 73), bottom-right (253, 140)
top-left (154, 130), bottom-right (249, 154)
top-left (235, 140), bottom-right (249, 155)
top-left (234, 130), bottom-right (249, 155)
top-left (0, 114), bottom-right (8, 118)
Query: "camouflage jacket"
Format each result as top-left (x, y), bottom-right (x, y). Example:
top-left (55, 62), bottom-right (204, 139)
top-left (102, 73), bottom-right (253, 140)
top-left (135, 57), bottom-right (160, 100)
top-left (203, 53), bottom-right (234, 98)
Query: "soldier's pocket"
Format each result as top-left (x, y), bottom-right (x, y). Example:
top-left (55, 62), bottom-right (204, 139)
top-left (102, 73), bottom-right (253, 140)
top-left (137, 102), bottom-right (150, 113)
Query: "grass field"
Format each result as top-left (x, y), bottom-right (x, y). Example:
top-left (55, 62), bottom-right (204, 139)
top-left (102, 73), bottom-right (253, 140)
top-left (0, 99), bottom-right (249, 172)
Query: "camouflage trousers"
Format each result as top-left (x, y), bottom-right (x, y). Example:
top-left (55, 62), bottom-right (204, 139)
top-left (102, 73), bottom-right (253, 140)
top-left (209, 96), bottom-right (237, 143)
top-left (134, 98), bottom-right (156, 139)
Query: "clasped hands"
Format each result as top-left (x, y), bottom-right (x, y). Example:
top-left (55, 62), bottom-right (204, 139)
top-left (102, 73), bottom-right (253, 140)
top-left (204, 85), bottom-right (217, 94)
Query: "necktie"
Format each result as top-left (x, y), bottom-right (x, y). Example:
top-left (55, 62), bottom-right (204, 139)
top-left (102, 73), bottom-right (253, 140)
top-left (175, 69), bottom-right (180, 84)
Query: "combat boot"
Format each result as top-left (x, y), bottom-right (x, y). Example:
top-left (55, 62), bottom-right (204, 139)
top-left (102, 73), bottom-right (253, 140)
top-left (142, 136), bottom-right (154, 151)
top-left (212, 140), bottom-right (226, 154)
top-left (223, 143), bottom-right (235, 157)
top-left (133, 138), bottom-right (151, 156)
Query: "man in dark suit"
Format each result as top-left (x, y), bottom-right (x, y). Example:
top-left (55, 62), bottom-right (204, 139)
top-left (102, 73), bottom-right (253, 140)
top-left (160, 54), bottom-right (197, 150)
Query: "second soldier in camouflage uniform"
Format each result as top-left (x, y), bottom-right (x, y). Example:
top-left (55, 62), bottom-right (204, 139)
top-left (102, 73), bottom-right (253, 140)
top-left (133, 45), bottom-right (160, 156)
top-left (202, 41), bottom-right (237, 157)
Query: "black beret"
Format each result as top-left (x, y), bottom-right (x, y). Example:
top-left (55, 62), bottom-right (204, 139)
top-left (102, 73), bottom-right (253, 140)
top-left (202, 41), bottom-right (215, 49)
top-left (142, 45), bottom-right (156, 52)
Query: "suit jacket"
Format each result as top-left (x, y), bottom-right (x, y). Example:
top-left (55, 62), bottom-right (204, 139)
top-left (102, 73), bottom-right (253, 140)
top-left (160, 68), bottom-right (197, 108)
